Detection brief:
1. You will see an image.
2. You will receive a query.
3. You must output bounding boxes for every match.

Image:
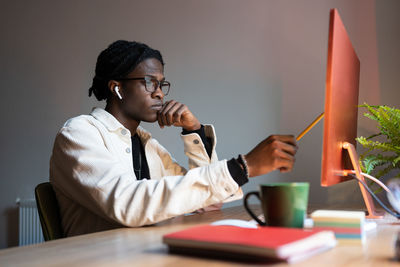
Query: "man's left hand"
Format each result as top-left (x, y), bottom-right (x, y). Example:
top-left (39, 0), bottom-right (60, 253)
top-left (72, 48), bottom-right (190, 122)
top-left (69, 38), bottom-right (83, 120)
top-left (157, 100), bottom-right (201, 131)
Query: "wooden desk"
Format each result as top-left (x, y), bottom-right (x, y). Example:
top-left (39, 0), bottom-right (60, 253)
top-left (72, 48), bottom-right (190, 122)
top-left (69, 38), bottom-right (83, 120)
top-left (0, 205), bottom-right (399, 266)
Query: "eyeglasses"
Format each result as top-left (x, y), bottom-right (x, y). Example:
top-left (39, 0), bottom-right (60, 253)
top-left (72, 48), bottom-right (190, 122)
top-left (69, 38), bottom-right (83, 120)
top-left (117, 75), bottom-right (170, 95)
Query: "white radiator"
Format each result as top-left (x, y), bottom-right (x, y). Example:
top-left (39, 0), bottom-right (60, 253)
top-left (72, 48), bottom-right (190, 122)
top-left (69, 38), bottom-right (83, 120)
top-left (17, 198), bottom-right (44, 246)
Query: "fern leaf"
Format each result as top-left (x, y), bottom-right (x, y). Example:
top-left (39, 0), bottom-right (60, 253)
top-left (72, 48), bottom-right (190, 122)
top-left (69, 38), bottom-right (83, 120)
top-left (365, 133), bottom-right (382, 140)
top-left (394, 156), bottom-right (400, 165)
top-left (363, 104), bottom-right (380, 121)
top-left (380, 106), bottom-right (400, 143)
top-left (361, 155), bottom-right (390, 174)
top-left (357, 103), bottom-right (400, 180)
top-left (357, 138), bottom-right (400, 153)
top-left (358, 158), bottom-right (367, 173)
top-left (364, 113), bottom-right (379, 122)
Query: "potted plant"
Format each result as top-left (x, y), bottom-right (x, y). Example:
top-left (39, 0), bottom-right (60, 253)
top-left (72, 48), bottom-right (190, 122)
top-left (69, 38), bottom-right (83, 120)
top-left (356, 103), bottom-right (400, 191)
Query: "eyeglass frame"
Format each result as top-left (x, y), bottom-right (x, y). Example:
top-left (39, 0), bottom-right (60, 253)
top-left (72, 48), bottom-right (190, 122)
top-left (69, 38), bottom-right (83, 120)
top-left (116, 75), bottom-right (171, 95)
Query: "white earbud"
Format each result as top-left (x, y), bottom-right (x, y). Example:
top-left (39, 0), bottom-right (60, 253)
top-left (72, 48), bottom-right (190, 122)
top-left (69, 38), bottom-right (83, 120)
top-left (115, 86), bottom-right (122, 100)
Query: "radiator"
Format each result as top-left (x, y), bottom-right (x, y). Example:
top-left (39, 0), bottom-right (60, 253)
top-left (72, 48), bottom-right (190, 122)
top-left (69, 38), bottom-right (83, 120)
top-left (17, 198), bottom-right (44, 246)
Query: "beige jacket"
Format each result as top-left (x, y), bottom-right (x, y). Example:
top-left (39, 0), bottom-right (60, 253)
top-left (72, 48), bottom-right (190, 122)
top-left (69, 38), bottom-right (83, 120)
top-left (50, 108), bottom-right (242, 236)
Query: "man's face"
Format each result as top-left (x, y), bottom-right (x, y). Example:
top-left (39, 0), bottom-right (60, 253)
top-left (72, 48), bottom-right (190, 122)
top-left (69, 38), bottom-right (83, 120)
top-left (119, 58), bottom-right (165, 123)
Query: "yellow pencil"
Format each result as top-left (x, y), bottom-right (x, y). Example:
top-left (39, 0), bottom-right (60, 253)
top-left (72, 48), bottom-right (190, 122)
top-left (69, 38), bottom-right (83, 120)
top-left (296, 112), bottom-right (325, 141)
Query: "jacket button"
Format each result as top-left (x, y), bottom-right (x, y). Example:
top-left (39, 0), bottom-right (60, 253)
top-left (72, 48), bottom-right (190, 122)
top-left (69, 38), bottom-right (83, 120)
top-left (121, 129), bottom-right (127, 135)
top-left (126, 148), bottom-right (131, 153)
top-left (193, 139), bottom-right (200, 144)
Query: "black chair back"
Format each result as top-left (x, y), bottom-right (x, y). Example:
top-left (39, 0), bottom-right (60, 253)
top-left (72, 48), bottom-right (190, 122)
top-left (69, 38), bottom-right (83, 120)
top-left (34, 182), bottom-right (64, 241)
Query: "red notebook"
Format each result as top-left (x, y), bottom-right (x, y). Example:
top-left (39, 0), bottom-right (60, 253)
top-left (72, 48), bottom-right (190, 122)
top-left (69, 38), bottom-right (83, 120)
top-left (163, 225), bottom-right (336, 263)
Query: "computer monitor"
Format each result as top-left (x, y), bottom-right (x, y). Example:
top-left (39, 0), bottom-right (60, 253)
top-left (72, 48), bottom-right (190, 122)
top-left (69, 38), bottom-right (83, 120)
top-left (321, 8), bottom-right (359, 187)
top-left (321, 9), bottom-right (382, 218)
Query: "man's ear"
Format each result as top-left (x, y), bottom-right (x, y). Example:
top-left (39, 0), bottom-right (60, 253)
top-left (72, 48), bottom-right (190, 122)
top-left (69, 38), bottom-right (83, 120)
top-left (108, 80), bottom-right (121, 98)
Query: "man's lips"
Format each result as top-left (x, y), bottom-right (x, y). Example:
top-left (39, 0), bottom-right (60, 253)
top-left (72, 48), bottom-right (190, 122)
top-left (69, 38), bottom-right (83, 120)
top-left (151, 104), bottom-right (163, 111)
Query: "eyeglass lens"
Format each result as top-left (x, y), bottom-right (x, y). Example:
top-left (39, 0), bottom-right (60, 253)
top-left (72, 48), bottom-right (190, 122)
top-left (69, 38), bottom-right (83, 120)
top-left (145, 77), bottom-right (170, 95)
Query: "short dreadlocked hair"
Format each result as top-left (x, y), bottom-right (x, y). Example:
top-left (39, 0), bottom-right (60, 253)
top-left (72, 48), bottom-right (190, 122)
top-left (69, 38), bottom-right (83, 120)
top-left (89, 40), bottom-right (164, 101)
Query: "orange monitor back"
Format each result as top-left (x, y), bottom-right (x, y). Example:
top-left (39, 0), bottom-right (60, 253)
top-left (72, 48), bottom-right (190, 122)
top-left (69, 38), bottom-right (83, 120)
top-left (321, 9), bottom-right (382, 218)
top-left (321, 9), bottom-right (360, 186)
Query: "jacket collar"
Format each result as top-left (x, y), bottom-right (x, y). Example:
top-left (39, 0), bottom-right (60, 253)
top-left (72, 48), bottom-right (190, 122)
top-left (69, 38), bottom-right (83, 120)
top-left (90, 107), bottom-right (152, 144)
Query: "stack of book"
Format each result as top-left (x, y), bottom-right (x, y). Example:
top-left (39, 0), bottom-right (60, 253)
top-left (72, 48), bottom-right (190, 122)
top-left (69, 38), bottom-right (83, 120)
top-left (311, 210), bottom-right (366, 244)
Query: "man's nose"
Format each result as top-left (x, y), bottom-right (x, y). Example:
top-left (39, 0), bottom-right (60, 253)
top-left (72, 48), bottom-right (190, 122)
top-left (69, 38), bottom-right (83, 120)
top-left (152, 86), bottom-right (164, 99)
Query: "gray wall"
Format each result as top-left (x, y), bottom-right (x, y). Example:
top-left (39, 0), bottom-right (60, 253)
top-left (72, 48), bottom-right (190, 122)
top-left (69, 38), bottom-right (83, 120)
top-left (0, 0), bottom-right (399, 248)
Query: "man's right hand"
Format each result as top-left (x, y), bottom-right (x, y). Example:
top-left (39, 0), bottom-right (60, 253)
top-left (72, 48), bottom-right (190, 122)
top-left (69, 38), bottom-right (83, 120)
top-left (244, 135), bottom-right (298, 177)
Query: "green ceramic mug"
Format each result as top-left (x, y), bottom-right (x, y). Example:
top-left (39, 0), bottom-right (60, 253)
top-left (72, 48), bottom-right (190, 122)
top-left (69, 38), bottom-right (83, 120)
top-left (244, 183), bottom-right (309, 228)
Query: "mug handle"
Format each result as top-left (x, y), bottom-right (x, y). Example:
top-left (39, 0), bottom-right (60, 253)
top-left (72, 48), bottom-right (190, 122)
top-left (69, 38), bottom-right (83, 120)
top-left (244, 191), bottom-right (266, 226)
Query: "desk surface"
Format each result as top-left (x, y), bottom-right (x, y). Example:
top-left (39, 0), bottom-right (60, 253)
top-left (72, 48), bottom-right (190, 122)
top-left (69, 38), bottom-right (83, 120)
top-left (1, 205), bottom-right (399, 267)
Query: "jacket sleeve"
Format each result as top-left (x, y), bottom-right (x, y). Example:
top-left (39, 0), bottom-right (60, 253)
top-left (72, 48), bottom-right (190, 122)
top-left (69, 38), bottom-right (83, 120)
top-left (50, 122), bottom-right (242, 227)
top-left (156, 124), bottom-right (218, 177)
top-left (181, 124), bottom-right (219, 169)
top-left (151, 124), bottom-right (243, 206)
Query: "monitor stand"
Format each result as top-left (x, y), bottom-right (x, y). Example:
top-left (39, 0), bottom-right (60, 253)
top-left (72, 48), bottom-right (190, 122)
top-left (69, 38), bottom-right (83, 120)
top-left (341, 142), bottom-right (384, 219)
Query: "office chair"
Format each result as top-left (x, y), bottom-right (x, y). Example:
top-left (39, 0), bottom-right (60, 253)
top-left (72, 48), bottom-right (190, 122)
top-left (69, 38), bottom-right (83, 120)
top-left (34, 182), bottom-right (64, 241)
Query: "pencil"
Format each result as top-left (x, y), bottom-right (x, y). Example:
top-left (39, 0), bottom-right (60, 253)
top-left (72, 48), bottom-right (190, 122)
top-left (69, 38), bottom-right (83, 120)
top-left (296, 112), bottom-right (325, 141)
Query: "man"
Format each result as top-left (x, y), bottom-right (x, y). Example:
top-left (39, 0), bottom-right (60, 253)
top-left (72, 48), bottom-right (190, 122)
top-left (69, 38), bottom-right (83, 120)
top-left (50, 40), bottom-right (297, 237)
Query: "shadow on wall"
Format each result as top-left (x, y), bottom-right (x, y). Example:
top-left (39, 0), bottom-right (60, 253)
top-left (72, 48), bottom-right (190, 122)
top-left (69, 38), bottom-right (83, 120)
top-left (6, 207), bottom-right (18, 247)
